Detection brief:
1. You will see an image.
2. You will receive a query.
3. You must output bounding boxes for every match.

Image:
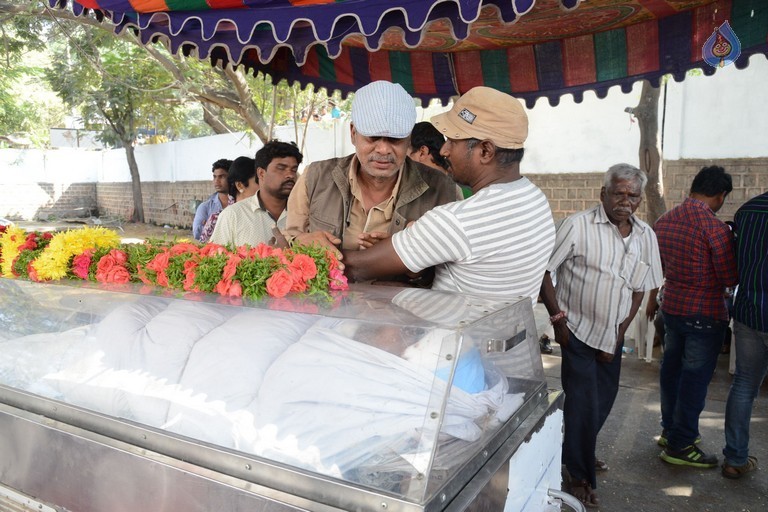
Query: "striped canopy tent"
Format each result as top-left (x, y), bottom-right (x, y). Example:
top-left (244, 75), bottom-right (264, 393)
top-left (49, 0), bottom-right (768, 107)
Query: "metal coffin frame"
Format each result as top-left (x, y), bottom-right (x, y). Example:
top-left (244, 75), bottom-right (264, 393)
top-left (0, 383), bottom-right (559, 512)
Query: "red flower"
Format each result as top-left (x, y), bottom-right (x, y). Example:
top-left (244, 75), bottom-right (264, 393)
top-left (27, 262), bottom-right (39, 282)
top-left (97, 265), bottom-right (131, 284)
top-left (199, 243), bottom-right (228, 257)
top-left (289, 253), bottom-right (318, 281)
top-left (42, 232), bottom-right (53, 240)
top-left (266, 269), bottom-right (293, 298)
top-left (182, 259), bottom-right (199, 292)
top-left (214, 278), bottom-right (242, 297)
top-left (254, 244), bottom-right (273, 259)
top-left (170, 243), bottom-right (200, 256)
top-left (289, 273), bottom-right (308, 293)
top-left (222, 254), bottom-right (241, 281)
top-left (72, 249), bottom-right (94, 279)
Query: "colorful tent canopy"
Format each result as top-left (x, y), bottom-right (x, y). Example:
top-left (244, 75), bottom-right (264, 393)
top-left (49, 0), bottom-right (768, 106)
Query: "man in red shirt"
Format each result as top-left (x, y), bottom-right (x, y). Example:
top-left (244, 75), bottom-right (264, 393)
top-left (654, 166), bottom-right (738, 468)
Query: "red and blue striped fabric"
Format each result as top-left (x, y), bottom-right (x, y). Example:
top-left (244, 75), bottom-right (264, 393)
top-left (50, 0), bottom-right (768, 106)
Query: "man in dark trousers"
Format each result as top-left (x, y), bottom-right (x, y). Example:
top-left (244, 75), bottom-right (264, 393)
top-left (721, 190), bottom-right (768, 479)
top-left (655, 166), bottom-right (738, 468)
top-left (539, 164), bottom-right (663, 508)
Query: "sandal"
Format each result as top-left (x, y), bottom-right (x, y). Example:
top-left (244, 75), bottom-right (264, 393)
top-left (568, 479), bottom-right (600, 509)
top-left (595, 458), bottom-right (608, 472)
top-left (722, 456), bottom-right (758, 479)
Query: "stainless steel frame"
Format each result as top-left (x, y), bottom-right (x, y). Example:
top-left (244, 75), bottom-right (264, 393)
top-left (0, 385), bottom-right (561, 512)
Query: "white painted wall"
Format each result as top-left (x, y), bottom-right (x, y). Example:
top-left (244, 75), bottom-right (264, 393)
top-left (1, 53), bottom-right (766, 184)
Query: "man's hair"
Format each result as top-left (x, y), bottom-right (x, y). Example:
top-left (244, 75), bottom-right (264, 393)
top-left (255, 140), bottom-right (303, 171)
top-left (227, 156), bottom-right (256, 197)
top-left (212, 159), bottom-right (232, 173)
top-left (465, 138), bottom-right (524, 167)
top-left (690, 166), bottom-right (733, 197)
top-left (410, 122), bottom-right (449, 170)
top-left (604, 163), bottom-right (648, 190)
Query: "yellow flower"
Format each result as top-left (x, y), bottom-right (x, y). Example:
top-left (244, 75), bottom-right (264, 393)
top-left (32, 227), bottom-right (121, 281)
top-left (0, 226), bottom-right (28, 277)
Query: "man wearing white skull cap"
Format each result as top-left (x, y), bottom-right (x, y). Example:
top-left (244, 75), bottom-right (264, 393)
top-left (283, 81), bottom-right (461, 266)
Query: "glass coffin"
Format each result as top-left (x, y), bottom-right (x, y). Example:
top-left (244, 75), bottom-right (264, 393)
top-left (0, 279), bottom-right (547, 511)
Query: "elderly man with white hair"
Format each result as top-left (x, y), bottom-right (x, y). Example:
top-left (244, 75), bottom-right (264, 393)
top-left (540, 163), bottom-right (663, 508)
top-left (283, 81), bottom-right (461, 264)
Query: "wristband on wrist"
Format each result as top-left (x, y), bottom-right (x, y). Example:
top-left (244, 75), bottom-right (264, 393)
top-left (549, 311), bottom-right (567, 324)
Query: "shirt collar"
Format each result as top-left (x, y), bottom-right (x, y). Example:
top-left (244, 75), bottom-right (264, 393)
top-left (348, 156), bottom-right (403, 218)
top-left (684, 196), bottom-right (716, 215)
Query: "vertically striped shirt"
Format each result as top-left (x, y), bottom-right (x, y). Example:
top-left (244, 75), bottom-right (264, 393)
top-left (391, 178), bottom-right (555, 302)
top-left (733, 191), bottom-right (768, 332)
top-left (546, 204), bottom-right (663, 352)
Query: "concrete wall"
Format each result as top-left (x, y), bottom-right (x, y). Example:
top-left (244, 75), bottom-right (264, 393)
top-left (2, 55), bottom-right (766, 226)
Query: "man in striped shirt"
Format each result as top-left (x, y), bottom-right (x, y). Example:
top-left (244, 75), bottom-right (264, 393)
top-left (722, 190), bottom-right (768, 479)
top-left (539, 164), bottom-right (663, 508)
top-left (341, 86), bottom-right (556, 304)
top-left (655, 166), bottom-right (738, 469)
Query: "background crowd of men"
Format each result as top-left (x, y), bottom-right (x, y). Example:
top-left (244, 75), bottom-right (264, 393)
top-left (191, 80), bottom-right (767, 509)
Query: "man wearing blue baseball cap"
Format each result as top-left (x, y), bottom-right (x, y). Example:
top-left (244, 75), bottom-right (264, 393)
top-left (283, 81), bottom-right (460, 261)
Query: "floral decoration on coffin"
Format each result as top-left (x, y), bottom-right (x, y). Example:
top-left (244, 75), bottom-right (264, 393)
top-left (0, 226), bottom-right (348, 299)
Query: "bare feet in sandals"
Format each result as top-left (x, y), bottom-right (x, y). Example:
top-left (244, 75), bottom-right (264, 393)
top-left (569, 479), bottom-right (600, 509)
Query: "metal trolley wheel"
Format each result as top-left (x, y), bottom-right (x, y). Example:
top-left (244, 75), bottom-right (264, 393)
top-left (548, 489), bottom-right (587, 512)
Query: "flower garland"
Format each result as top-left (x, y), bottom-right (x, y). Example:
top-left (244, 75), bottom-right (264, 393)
top-left (0, 226), bottom-right (348, 299)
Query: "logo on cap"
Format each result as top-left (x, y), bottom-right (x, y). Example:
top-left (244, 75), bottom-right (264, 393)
top-left (458, 108), bottom-right (476, 124)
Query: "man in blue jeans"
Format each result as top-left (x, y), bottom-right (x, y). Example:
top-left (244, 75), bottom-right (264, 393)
top-left (655, 166), bottom-right (738, 468)
top-left (722, 190), bottom-right (768, 478)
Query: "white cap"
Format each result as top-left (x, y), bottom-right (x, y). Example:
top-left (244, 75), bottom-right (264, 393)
top-left (351, 81), bottom-right (416, 139)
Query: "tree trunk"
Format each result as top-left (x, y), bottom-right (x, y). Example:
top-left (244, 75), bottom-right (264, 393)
top-left (124, 142), bottom-right (145, 223)
top-left (632, 80), bottom-right (667, 226)
top-left (201, 103), bottom-right (232, 134)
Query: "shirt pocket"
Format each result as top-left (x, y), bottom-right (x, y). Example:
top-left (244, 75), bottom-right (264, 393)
top-left (627, 261), bottom-right (650, 290)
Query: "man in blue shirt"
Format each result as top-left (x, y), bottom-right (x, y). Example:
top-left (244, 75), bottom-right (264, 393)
top-left (722, 190), bottom-right (768, 479)
top-left (192, 159), bottom-right (232, 240)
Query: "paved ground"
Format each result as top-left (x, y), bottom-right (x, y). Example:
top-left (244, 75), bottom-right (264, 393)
top-left (535, 307), bottom-right (768, 512)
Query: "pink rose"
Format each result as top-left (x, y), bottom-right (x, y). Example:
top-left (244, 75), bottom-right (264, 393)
top-left (72, 250), bottom-right (94, 279)
top-left (329, 268), bottom-right (349, 291)
top-left (214, 278), bottom-right (242, 297)
top-left (109, 249), bottom-right (127, 265)
top-left (266, 269), bottom-right (293, 298)
top-left (169, 243), bottom-right (199, 256)
top-left (200, 243), bottom-right (228, 257)
top-left (96, 253), bottom-right (117, 274)
top-left (253, 244), bottom-right (272, 259)
top-left (222, 254), bottom-right (241, 281)
top-left (106, 265), bottom-right (131, 284)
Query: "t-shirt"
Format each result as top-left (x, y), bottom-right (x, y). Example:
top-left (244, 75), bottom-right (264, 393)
top-left (392, 178), bottom-right (555, 302)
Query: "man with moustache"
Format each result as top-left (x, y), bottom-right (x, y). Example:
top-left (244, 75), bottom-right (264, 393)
top-left (539, 164), bottom-right (663, 508)
top-left (210, 141), bottom-right (301, 247)
top-left (341, 86), bottom-right (555, 302)
top-left (283, 81), bottom-right (460, 257)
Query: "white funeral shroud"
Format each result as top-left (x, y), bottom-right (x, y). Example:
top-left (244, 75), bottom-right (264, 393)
top-left (0, 299), bottom-right (523, 478)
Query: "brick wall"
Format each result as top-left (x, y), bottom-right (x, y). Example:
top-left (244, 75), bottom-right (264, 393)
top-left (529, 157), bottom-right (768, 223)
top-left (96, 181), bottom-right (212, 228)
top-left (0, 182), bottom-right (97, 221)
top-left (4, 158), bottom-right (766, 228)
